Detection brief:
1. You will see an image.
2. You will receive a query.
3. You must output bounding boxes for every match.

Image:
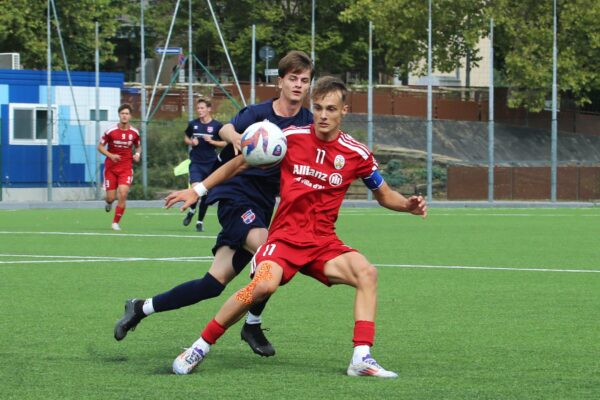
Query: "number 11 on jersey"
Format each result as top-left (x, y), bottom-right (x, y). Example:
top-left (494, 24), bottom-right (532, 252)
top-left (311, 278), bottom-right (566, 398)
top-left (316, 148), bottom-right (326, 164)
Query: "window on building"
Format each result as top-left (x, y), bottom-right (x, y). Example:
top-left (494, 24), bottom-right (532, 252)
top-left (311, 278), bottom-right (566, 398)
top-left (89, 109), bottom-right (108, 121)
top-left (10, 104), bottom-right (57, 144)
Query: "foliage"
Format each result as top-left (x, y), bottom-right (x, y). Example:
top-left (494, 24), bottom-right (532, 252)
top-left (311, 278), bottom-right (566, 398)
top-left (415, 164), bottom-right (447, 183)
top-left (491, 0), bottom-right (600, 110)
top-left (129, 118), bottom-right (189, 199)
top-left (3, 1), bottom-right (600, 112)
top-left (340, 0), bottom-right (489, 80)
top-left (0, 0), bottom-right (127, 70)
top-left (381, 159), bottom-right (409, 187)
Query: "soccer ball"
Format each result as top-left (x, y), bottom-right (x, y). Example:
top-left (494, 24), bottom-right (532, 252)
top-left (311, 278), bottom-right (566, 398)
top-left (240, 120), bottom-right (287, 166)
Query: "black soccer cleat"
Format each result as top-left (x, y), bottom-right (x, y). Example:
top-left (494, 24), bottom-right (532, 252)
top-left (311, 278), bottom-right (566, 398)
top-left (196, 221), bottom-right (204, 232)
top-left (182, 212), bottom-right (194, 226)
top-left (105, 202), bottom-right (112, 212)
top-left (241, 323), bottom-right (275, 357)
top-left (114, 299), bottom-right (145, 341)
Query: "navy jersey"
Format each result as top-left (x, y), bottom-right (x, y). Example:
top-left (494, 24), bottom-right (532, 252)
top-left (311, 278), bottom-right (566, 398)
top-left (185, 118), bottom-right (223, 164)
top-left (207, 99), bottom-right (313, 212)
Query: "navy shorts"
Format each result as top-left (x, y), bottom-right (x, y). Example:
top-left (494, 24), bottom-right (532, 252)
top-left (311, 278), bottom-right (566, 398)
top-left (212, 199), bottom-right (272, 255)
top-left (189, 161), bottom-right (214, 184)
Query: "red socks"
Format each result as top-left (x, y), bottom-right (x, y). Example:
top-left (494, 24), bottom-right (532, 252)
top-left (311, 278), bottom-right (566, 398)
top-left (113, 206), bottom-right (125, 223)
top-left (353, 320), bottom-right (375, 347)
top-left (201, 319), bottom-right (227, 345)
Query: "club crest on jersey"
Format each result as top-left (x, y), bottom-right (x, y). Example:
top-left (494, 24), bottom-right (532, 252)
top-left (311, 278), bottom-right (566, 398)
top-left (207, 126), bottom-right (214, 133)
top-left (334, 155), bottom-right (345, 170)
top-left (129, 134), bottom-right (133, 140)
top-left (241, 209), bottom-right (256, 224)
top-left (329, 173), bottom-right (343, 186)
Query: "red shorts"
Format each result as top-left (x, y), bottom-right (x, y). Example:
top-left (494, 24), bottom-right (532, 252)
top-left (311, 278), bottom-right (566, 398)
top-left (104, 167), bottom-right (133, 190)
top-left (251, 236), bottom-right (356, 286)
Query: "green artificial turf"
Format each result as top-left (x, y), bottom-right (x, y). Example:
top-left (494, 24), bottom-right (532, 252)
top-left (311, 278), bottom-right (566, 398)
top-left (1, 206), bottom-right (599, 399)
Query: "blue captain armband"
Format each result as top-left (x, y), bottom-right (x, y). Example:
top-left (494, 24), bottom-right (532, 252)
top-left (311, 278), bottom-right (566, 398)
top-left (362, 170), bottom-right (385, 190)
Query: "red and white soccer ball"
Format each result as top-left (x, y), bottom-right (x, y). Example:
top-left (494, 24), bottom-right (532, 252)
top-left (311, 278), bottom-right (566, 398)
top-left (240, 120), bottom-right (287, 166)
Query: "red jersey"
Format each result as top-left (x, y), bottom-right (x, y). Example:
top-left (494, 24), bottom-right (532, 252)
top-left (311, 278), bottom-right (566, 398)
top-left (101, 124), bottom-right (140, 170)
top-left (268, 124), bottom-right (378, 244)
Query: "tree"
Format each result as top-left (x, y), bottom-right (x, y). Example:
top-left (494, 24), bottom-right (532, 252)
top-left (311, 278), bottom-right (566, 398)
top-left (0, 0), bottom-right (128, 71)
top-left (340, 0), bottom-right (489, 82)
top-left (491, 0), bottom-right (600, 110)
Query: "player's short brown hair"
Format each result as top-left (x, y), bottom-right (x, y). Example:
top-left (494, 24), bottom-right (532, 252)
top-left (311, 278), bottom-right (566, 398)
top-left (197, 98), bottom-right (212, 108)
top-left (278, 50), bottom-right (314, 79)
top-left (118, 103), bottom-right (133, 113)
top-left (312, 76), bottom-right (348, 103)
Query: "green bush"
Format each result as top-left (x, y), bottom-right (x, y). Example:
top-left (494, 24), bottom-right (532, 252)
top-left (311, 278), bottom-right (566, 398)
top-left (128, 97), bottom-right (241, 200)
top-left (415, 165), bottom-right (448, 183)
top-left (381, 159), bottom-right (409, 187)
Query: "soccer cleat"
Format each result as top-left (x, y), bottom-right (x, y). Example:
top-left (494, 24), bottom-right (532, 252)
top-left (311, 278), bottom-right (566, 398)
top-left (105, 202), bottom-right (112, 212)
top-left (111, 222), bottom-right (121, 231)
top-left (182, 211), bottom-right (194, 226)
top-left (347, 355), bottom-right (398, 378)
top-left (173, 345), bottom-right (207, 375)
top-left (196, 221), bottom-right (204, 232)
top-left (114, 299), bottom-right (145, 341)
top-left (240, 323), bottom-right (275, 357)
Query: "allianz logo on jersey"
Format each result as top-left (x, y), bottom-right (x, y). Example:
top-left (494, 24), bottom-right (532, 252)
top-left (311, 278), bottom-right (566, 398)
top-left (293, 164), bottom-right (343, 187)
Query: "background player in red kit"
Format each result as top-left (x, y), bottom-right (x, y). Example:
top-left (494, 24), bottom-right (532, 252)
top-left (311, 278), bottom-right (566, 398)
top-left (97, 103), bottom-right (141, 231)
top-left (165, 76), bottom-right (427, 377)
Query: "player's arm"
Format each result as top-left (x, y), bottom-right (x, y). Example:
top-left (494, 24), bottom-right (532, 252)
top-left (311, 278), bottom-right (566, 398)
top-left (363, 171), bottom-right (427, 218)
top-left (218, 123), bottom-right (243, 154)
top-left (184, 133), bottom-right (198, 147)
top-left (133, 143), bottom-right (141, 163)
top-left (203, 136), bottom-right (227, 148)
top-left (164, 155), bottom-right (249, 211)
top-left (97, 141), bottom-right (120, 162)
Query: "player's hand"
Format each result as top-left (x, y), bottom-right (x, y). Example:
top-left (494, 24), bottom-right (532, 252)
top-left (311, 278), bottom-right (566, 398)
top-left (191, 138), bottom-right (199, 147)
top-left (164, 188), bottom-right (200, 212)
top-left (407, 195), bottom-right (427, 219)
top-left (109, 154), bottom-right (121, 162)
top-left (232, 132), bottom-right (243, 155)
top-left (133, 153), bottom-right (141, 163)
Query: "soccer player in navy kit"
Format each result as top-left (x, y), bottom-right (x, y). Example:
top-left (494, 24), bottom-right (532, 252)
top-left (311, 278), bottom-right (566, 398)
top-left (114, 51), bottom-right (314, 358)
top-left (181, 99), bottom-right (226, 232)
top-left (167, 76), bottom-right (427, 377)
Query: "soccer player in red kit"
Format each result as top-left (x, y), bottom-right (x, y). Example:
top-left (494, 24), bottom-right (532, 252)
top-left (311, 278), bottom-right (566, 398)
top-left (97, 103), bottom-right (141, 230)
top-left (165, 76), bottom-right (427, 377)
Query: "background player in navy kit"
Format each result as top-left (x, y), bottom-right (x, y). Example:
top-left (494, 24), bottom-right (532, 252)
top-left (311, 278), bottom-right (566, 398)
top-left (167, 76), bottom-right (427, 377)
top-left (182, 99), bottom-right (226, 232)
top-left (113, 51), bottom-right (314, 357)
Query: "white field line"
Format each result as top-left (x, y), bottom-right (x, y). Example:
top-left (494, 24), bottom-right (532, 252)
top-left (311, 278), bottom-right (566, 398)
top-left (1, 253), bottom-right (597, 273)
top-left (0, 231), bottom-right (217, 239)
top-left (135, 212), bottom-right (216, 216)
top-left (338, 212), bottom-right (600, 217)
top-left (0, 254), bottom-right (214, 265)
top-left (375, 263), bottom-right (600, 274)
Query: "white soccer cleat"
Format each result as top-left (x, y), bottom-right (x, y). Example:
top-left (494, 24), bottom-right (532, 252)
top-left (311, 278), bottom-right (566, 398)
top-left (347, 356), bottom-right (398, 378)
top-left (111, 223), bottom-right (121, 231)
top-left (173, 346), bottom-right (207, 375)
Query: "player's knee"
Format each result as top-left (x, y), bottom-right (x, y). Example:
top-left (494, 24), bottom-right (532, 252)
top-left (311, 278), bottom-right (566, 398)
top-left (245, 228), bottom-right (268, 252)
top-left (252, 280), bottom-right (276, 301)
top-left (356, 263), bottom-right (378, 286)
